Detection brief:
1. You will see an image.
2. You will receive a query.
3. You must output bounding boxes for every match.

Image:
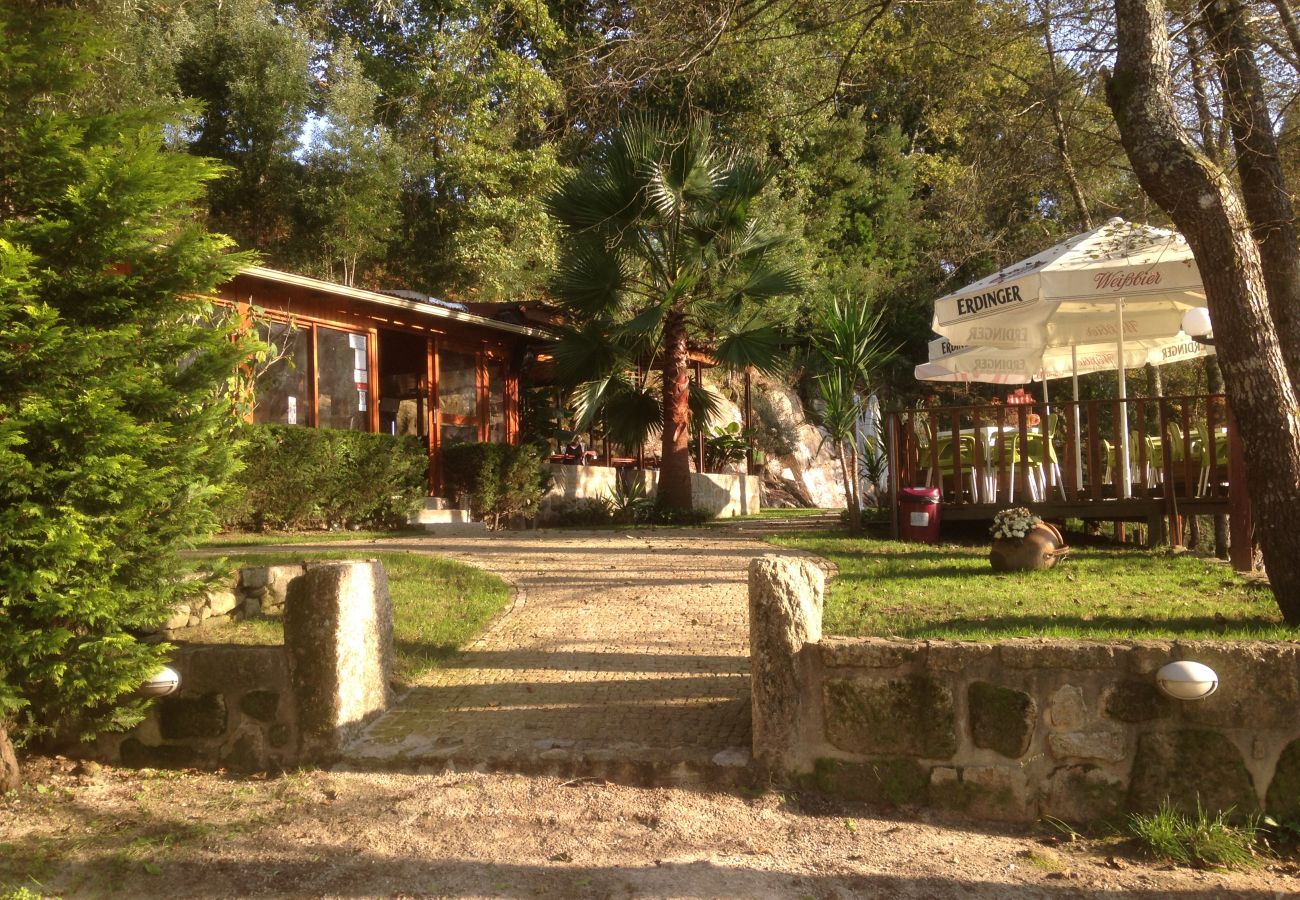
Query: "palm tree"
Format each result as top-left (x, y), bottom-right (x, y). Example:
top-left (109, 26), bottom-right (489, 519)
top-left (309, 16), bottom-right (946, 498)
top-left (813, 298), bottom-right (897, 531)
top-left (545, 119), bottom-right (804, 511)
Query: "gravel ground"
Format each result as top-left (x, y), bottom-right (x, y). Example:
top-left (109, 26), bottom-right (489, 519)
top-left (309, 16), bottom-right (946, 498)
top-left (2, 758), bottom-right (1296, 898)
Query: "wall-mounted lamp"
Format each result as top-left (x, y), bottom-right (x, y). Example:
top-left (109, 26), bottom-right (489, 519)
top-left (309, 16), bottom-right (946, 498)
top-left (139, 666), bottom-right (181, 697)
top-left (1181, 307), bottom-right (1214, 346)
top-left (1156, 660), bottom-right (1219, 700)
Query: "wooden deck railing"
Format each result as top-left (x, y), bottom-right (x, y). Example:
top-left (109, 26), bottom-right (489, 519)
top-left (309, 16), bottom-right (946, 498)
top-left (885, 394), bottom-right (1252, 564)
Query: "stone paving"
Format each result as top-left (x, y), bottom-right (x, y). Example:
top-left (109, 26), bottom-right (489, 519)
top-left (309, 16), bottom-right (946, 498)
top-left (335, 530), bottom-right (817, 778)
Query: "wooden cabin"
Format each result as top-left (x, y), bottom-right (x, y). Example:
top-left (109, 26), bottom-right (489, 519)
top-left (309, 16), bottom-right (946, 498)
top-left (217, 266), bottom-right (552, 494)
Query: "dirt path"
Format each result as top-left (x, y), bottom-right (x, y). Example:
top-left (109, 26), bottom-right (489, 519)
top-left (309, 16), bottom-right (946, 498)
top-left (332, 529), bottom-right (821, 775)
top-left (3, 760), bottom-right (1293, 898)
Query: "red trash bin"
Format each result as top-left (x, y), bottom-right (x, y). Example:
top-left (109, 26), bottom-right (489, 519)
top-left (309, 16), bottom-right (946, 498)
top-left (899, 486), bottom-right (941, 544)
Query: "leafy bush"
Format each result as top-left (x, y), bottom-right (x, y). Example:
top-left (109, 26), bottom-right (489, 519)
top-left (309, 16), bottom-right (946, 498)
top-left (605, 477), bottom-right (654, 523)
top-left (219, 425), bottom-right (427, 531)
top-left (702, 421), bottom-right (752, 473)
top-left (1129, 800), bottom-right (1259, 870)
top-left (441, 442), bottom-right (548, 528)
top-left (542, 496), bottom-right (614, 527)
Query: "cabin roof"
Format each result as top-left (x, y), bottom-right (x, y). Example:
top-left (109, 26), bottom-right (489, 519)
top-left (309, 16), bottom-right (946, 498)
top-left (237, 266), bottom-right (554, 340)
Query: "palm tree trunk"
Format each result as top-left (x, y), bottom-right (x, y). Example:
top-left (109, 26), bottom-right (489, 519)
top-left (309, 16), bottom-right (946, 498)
top-left (659, 309), bottom-right (694, 511)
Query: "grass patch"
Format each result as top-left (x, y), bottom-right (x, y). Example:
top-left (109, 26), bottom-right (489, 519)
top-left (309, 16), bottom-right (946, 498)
top-left (767, 533), bottom-right (1294, 640)
top-left (715, 507), bottom-right (839, 522)
top-left (198, 528), bottom-right (426, 548)
top-left (1129, 800), bottom-right (1259, 870)
top-left (189, 551), bottom-right (510, 682)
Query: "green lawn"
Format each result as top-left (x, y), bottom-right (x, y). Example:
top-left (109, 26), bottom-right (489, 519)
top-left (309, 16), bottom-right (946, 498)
top-left (767, 533), bottom-right (1296, 641)
top-left (187, 551), bottom-right (510, 682)
top-left (714, 507), bottom-right (840, 522)
top-left (199, 528), bottom-right (427, 548)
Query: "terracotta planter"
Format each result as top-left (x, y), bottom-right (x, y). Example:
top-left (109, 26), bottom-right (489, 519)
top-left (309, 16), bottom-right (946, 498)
top-left (989, 522), bottom-right (1069, 572)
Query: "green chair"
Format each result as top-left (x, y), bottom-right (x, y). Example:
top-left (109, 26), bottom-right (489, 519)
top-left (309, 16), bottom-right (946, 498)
top-left (1195, 421), bottom-right (1229, 496)
top-left (920, 433), bottom-right (981, 502)
top-left (998, 429), bottom-right (1063, 502)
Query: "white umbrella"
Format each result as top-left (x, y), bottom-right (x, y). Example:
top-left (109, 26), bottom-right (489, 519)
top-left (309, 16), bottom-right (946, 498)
top-left (930, 218), bottom-right (1206, 498)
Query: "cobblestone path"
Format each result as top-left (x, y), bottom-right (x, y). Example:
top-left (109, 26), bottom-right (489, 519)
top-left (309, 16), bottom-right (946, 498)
top-left (340, 530), bottom-right (804, 777)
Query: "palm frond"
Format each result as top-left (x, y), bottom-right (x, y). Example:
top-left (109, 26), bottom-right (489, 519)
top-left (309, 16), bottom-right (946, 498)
top-left (689, 379), bottom-right (725, 428)
top-left (570, 375), bottom-right (662, 447)
top-left (552, 239), bottom-right (629, 316)
top-left (727, 261), bottom-right (807, 304)
top-left (713, 322), bottom-right (786, 375)
top-left (551, 321), bottom-right (627, 387)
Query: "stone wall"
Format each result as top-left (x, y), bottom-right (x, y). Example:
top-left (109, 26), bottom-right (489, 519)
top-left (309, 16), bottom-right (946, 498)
top-left (151, 564), bottom-right (308, 635)
top-left (94, 560), bottom-right (392, 771)
top-left (99, 644), bottom-right (297, 772)
top-left (749, 555), bottom-right (1300, 824)
top-left (543, 463), bottom-right (762, 518)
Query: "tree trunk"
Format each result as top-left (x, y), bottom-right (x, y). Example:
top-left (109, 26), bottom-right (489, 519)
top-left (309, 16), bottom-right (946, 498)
top-left (1205, 358), bottom-right (1230, 559)
top-left (0, 725), bottom-right (19, 793)
top-left (1040, 0), bottom-right (1093, 228)
top-left (1107, 0), bottom-right (1300, 623)
top-left (659, 309), bottom-right (694, 511)
top-left (1202, 0), bottom-right (1300, 391)
top-left (844, 438), bottom-right (863, 532)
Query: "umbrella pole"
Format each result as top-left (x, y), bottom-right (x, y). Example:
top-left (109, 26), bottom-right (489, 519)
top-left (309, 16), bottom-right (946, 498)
top-left (1117, 301), bottom-right (1132, 499)
top-left (1072, 344), bottom-right (1083, 492)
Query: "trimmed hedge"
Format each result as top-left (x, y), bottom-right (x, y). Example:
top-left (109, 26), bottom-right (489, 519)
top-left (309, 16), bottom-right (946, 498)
top-left (441, 441), bottom-right (549, 528)
top-left (219, 425), bottom-right (428, 531)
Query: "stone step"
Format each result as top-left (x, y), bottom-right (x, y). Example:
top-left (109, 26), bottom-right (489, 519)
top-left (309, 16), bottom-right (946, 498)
top-left (336, 738), bottom-right (754, 788)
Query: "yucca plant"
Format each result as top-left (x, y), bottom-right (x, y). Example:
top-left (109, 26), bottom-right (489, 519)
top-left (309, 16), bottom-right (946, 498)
top-left (812, 298), bottom-right (897, 530)
top-left (545, 118), bottom-right (804, 511)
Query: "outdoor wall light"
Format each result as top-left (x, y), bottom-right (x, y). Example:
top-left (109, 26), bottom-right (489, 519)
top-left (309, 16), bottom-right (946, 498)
top-left (1181, 306), bottom-right (1214, 345)
top-left (139, 666), bottom-right (181, 698)
top-left (1156, 660), bottom-right (1219, 700)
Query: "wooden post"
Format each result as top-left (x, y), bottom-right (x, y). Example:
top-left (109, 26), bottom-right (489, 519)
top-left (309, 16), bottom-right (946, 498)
top-left (1158, 397), bottom-right (1179, 546)
top-left (367, 327), bottom-right (380, 434)
top-left (1227, 408), bottom-right (1253, 572)
top-left (694, 360), bottom-right (706, 473)
top-left (743, 367), bottom-right (754, 475)
top-left (426, 335), bottom-right (438, 496)
top-left (887, 412), bottom-right (901, 539)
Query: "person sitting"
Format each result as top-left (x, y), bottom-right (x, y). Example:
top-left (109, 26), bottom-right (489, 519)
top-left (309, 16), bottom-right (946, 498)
top-left (562, 436), bottom-right (586, 465)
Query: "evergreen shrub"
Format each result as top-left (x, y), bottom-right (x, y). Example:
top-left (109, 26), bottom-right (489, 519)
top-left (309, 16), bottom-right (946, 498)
top-left (0, 7), bottom-right (256, 746)
top-left (441, 442), bottom-right (548, 528)
top-left (219, 425), bottom-right (427, 531)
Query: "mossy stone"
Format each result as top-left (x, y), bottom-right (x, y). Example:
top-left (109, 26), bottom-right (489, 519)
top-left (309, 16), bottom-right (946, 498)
top-left (813, 757), bottom-right (929, 806)
top-left (239, 689), bottom-right (280, 723)
top-left (824, 675), bottom-right (957, 758)
top-left (1104, 680), bottom-right (1174, 723)
top-left (1265, 738), bottom-right (1300, 822)
top-left (159, 693), bottom-right (227, 740)
top-left (1128, 730), bottom-right (1258, 818)
top-left (968, 682), bottom-right (1036, 759)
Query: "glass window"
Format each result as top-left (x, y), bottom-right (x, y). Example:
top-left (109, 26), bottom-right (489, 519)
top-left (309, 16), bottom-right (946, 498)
top-left (317, 327), bottom-right (370, 431)
top-left (439, 349), bottom-right (479, 421)
top-left (252, 320), bottom-right (311, 426)
top-left (487, 359), bottom-right (507, 442)
top-left (440, 423), bottom-right (480, 447)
